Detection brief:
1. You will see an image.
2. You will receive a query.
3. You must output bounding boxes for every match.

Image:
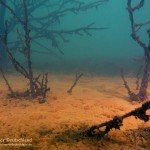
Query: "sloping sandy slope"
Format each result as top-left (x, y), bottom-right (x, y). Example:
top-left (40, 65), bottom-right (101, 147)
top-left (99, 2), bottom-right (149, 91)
top-left (0, 73), bottom-right (149, 150)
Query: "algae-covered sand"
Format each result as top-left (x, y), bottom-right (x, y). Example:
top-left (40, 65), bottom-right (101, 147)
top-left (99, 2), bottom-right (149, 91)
top-left (0, 73), bottom-right (149, 150)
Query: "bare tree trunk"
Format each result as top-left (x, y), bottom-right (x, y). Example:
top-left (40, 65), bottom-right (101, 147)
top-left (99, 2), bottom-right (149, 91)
top-left (0, 0), bottom-right (7, 64)
top-left (126, 0), bottom-right (150, 101)
top-left (138, 50), bottom-right (150, 100)
top-left (22, 0), bottom-right (34, 98)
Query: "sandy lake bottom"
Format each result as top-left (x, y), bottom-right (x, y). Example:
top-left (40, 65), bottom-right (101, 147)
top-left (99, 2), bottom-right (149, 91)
top-left (0, 73), bottom-right (149, 150)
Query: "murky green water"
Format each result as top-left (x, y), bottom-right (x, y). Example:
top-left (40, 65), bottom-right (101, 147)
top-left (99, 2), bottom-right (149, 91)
top-left (1, 0), bottom-right (150, 76)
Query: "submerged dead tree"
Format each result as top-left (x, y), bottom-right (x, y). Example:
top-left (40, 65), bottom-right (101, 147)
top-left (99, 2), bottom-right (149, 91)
top-left (0, 1), bottom-right (50, 100)
top-left (122, 0), bottom-right (150, 101)
top-left (0, 0), bottom-right (108, 61)
top-left (85, 101), bottom-right (150, 140)
top-left (0, 0), bottom-right (107, 100)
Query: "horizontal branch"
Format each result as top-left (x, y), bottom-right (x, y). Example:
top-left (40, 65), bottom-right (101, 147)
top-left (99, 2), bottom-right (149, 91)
top-left (31, 23), bottom-right (108, 52)
top-left (85, 101), bottom-right (150, 139)
top-left (32, 0), bottom-right (108, 22)
top-left (34, 23), bottom-right (107, 38)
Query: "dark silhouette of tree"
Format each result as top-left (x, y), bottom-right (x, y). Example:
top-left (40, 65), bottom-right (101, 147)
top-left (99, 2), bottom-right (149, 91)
top-left (0, 0), bottom-right (108, 62)
top-left (0, 0), bottom-right (107, 100)
top-left (122, 0), bottom-right (150, 101)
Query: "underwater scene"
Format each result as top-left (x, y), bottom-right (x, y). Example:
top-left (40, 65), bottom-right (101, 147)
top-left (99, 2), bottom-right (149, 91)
top-left (0, 0), bottom-right (150, 149)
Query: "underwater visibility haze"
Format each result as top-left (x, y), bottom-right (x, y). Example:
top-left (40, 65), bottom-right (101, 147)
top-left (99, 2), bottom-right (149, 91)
top-left (0, 0), bottom-right (150, 150)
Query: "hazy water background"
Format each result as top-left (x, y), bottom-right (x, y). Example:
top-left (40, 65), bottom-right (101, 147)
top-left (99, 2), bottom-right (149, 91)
top-left (7, 0), bottom-right (150, 76)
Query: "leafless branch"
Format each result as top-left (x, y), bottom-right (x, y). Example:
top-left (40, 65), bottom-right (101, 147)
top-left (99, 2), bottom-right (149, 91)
top-left (85, 101), bottom-right (150, 140)
top-left (67, 73), bottom-right (83, 94)
top-left (120, 69), bottom-right (139, 101)
top-left (126, 0), bottom-right (150, 101)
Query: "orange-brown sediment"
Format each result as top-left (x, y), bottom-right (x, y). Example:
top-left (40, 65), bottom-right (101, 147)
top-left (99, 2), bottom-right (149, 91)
top-left (0, 74), bottom-right (149, 150)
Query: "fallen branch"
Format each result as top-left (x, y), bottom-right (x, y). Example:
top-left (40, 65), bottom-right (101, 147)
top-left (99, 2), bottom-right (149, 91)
top-left (85, 101), bottom-right (150, 140)
top-left (67, 73), bottom-right (83, 94)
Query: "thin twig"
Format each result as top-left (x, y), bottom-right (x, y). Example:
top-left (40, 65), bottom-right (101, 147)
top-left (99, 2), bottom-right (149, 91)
top-left (67, 73), bottom-right (83, 94)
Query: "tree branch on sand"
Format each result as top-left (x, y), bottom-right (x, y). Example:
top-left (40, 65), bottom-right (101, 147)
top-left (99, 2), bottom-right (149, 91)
top-left (85, 101), bottom-right (150, 140)
top-left (67, 73), bottom-right (83, 94)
